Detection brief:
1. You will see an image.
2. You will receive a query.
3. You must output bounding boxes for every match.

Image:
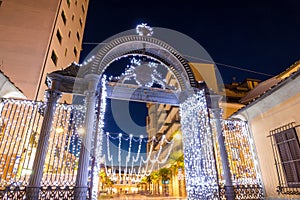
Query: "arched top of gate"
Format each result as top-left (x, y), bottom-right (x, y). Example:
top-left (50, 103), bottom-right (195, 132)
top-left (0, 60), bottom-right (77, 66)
top-left (78, 26), bottom-right (198, 92)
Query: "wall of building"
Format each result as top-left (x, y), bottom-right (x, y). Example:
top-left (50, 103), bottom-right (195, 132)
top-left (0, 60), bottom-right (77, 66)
top-left (242, 92), bottom-right (300, 198)
top-left (37, 0), bottom-right (89, 102)
top-left (0, 0), bottom-right (89, 102)
top-left (0, 0), bottom-right (59, 100)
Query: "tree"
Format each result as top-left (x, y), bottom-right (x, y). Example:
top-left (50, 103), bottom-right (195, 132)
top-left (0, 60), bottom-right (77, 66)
top-left (150, 171), bottom-right (160, 195)
top-left (141, 175), bottom-right (152, 193)
top-left (159, 168), bottom-right (171, 195)
top-left (169, 153), bottom-right (185, 197)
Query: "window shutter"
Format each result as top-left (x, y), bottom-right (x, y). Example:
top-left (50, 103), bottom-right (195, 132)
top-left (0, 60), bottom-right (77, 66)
top-left (274, 128), bottom-right (300, 188)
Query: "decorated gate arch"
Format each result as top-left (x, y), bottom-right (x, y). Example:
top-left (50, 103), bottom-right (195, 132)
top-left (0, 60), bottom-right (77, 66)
top-left (72, 24), bottom-right (235, 200)
top-left (19, 24), bottom-right (263, 200)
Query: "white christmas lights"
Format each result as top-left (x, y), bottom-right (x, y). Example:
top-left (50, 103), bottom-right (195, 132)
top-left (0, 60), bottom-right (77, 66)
top-left (91, 75), bottom-right (107, 200)
top-left (221, 120), bottom-right (262, 186)
top-left (103, 131), bottom-right (174, 184)
top-left (136, 23), bottom-right (153, 36)
top-left (180, 90), bottom-right (219, 199)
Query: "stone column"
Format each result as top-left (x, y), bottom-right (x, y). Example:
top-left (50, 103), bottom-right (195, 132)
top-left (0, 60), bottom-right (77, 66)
top-left (74, 74), bottom-right (99, 200)
top-left (26, 89), bottom-right (62, 200)
top-left (210, 95), bottom-right (235, 200)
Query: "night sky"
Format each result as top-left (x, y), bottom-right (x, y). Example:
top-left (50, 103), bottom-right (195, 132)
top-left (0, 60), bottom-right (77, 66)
top-left (79, 0), bottom-right (300, 139)
top-left (80, 0), bottom-right (300, 83)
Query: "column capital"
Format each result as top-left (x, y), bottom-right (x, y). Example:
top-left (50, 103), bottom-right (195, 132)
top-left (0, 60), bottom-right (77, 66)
top-left (84, 73), bottom-right (100, 81)
top-left (85, 73), bottom-right (100, 90)
top-left (208, 94), bottom-right (222, 109)
top-left (45, 89), bottom-right (62, 102)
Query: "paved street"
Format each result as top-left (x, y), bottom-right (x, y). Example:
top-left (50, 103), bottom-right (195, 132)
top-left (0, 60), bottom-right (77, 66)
top-left (98, 193), bottom-right (187, 200)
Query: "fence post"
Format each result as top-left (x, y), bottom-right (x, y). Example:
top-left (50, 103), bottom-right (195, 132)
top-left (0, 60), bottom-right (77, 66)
top-left (26, 88), bottom-right (62, 200)
top-left (209, 94), bottom-right (235, 200)
top-left (74, 74), bottom-right (99, 200)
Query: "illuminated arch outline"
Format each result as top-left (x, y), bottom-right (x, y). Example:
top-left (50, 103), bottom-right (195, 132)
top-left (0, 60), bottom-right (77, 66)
top-left (78, 34), bottom-right (197, 92)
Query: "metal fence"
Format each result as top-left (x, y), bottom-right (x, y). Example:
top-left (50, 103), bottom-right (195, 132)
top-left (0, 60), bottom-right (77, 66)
top-left (0, 98), bottom-right (85, 199)
top-left (0, 98), bottom-right (266, 199)
top-left (215, 120), bottom-right (264, 199)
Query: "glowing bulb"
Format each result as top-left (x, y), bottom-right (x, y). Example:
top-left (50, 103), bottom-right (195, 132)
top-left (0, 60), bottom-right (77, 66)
top-left (174, 132), bottom-right (182, 140)
top-left (77, 127), bottom-right (85, 136)
top-left (56, 127), bottom-right (64, 134)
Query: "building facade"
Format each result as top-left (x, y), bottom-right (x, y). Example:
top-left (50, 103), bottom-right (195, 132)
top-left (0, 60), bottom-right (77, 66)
top-left (0, 0), bottom-right (89, 101)
top-left (0, 70), bottom-right (25, 99)
top-left (232, 61), bottom-right (300, 199)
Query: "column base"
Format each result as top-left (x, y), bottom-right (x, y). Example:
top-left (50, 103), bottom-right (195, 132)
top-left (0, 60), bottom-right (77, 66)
top-left (224, 185), bottom-right (235, 200)
top-left (26, 186), bottom-right (40, 200)
top-left (74, 186), bottom-right (88, 200)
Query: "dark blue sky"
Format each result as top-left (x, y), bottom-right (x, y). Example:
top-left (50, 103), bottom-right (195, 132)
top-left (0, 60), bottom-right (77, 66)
top-left (80, 0), bottom-right (300, 83)
top-left (77, 1), bottom-right (300, 166)
top-left (79, 0), bottom-right (300, 137)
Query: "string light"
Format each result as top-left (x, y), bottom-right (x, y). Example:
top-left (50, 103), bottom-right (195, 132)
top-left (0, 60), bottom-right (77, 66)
top-left (221, 120), bottom-right (261, 186)
top-left (111, 57), bottom-right (178, 90)
top-left (103, 132), bottom-right (174, 183)
top-left (91, 75), bottom-right (107, 200)
top-left (180, 90), bottom-right (219, 199)
top-left (0, 98), bottom-right (86, 187)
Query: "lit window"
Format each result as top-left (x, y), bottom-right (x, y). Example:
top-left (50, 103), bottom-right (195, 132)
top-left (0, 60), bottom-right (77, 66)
top-left (56, 29), bottom-right (62, 44)
top-left (76, 32), bottom-right (80, 42)
top-left (51, 50), bottom-right (58, 66)
top-left (66, 0), bottom-right (70, 8)
top-left (73, 47), bottom-right (78, 57)
top-left (61, 10), bottom-right (67, 25)
top-left (270, 123), bottom-right (300, 194)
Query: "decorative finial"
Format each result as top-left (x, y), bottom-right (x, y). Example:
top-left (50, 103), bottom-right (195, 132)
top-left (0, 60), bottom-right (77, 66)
top-left (136, 23), bottom-right (153, 36)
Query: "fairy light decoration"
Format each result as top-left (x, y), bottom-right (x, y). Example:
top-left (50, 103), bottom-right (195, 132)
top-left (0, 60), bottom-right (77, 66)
top-left (180, 90), bottom-right (219, 199)
top-left (103, 132), bottom-right (174, 184)
top-left (136, 23), bottom-right (153, 37)
top-left (111, 57), bottom-right (178, 91)
top-left (222, 120), bottom-right (262, 186)
top-left (91, 75), bottom-right (108, 200)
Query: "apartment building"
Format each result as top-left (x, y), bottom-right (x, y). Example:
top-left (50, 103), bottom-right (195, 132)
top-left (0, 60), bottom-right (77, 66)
top-left (0, 0), bottom-right (89, 102)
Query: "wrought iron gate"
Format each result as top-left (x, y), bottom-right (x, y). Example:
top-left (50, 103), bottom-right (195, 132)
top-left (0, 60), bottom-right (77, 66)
top-left (0, 98), bottom-right (85, 199)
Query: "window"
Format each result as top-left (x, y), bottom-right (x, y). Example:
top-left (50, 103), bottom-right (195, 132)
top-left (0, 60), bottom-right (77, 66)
top-left (68, 30), bottom-right (71, 38)
top-left (0, 1), bottom-right (2, 7)
top-left (79, 18), bottom-right (83, 28)
top-left (271, 123), bottom-right (300, 194)
top-left (61, 10), bottom-right (67, 25)
top-left (81, 4), bottom-right (85, 14)
top-left (56, 29), bottom-right (62, 44)
top-left (66, 0), bottom-right (70, 8)
top-left (65, 48), bottom-right (68, 57)
top-left (73, 47), bottom-right (78, 57)
top-left (51, 50), bottom-right (58, 66)
top-left (72, 14), bottom-right (74, 21)
top-left (76, 32), bottom-right (80, 42)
